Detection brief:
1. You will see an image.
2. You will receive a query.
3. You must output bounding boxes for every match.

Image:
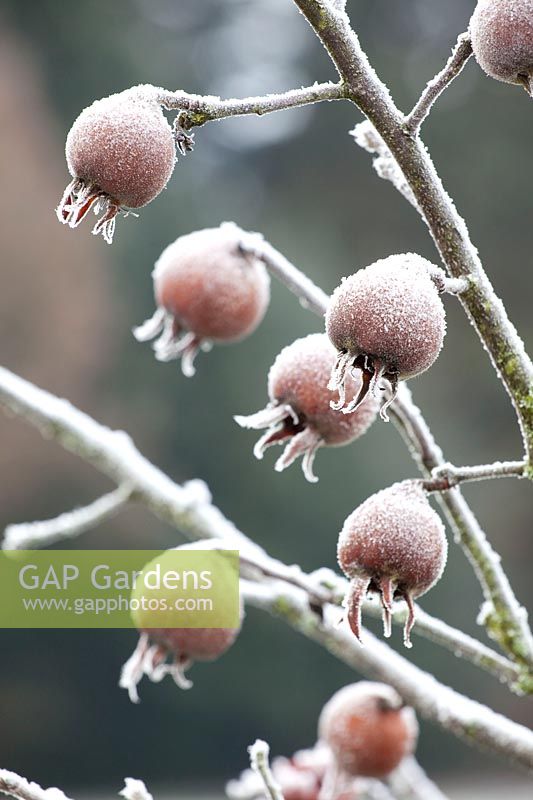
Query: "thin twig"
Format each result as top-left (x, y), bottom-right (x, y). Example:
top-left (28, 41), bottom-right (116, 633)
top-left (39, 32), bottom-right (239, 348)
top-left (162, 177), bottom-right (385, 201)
top-left (248, 741), bottom-right (284, 800)
top-left (238, 232), bottom-right (330, 318)
top-left (405, 33), bottom-right (473, 134)
top-left (0, 367), bottom-right (531, 757)
top-left (0, 771), bottom-right (72, 800)
top-left (422, 460), bottom-right (526, 491)
top-left (155, 81), bottom-right (346, 127)
top-left (3, 485), bottom-right (133, 550)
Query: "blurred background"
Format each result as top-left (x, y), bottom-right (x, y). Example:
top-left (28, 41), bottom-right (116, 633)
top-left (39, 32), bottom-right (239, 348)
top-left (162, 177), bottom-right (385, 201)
top-left (0, 0), bottom-right (532, 796)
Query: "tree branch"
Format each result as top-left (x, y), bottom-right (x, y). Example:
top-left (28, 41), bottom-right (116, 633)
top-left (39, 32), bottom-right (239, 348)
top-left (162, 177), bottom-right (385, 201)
top-left (404, 33), bottom-right (473, 135)
top-left (292, 0), bottom-right (533, 467)
top-left (387, 758), bottom-right (449, 800)
top-left (0, 771), bottom-right (72, 800)
top-left (248, 741), bottom-right (284, 800)
top-left (238, 232), bottom-right (330, 318)
top-left (369, 595), bottom-right (520, 688)
top-left (155, 82), bottom-right (347, 127)
top-left (3, 485), bottom-right (133, 550)
top-left (310, 567), bottom-right (521, 688)
top-left (241, 581), bottom-right (533, 771)
top-left (422, 460), bottom-right (526, 492)
top-left (240, 554), bottom-right (520, 687)
top-left (390, 387), bottom-right (533, 678)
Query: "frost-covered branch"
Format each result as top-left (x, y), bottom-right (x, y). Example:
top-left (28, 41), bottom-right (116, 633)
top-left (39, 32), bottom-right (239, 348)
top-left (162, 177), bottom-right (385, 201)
top-left (310, 568), bottom-right (520, 688)
top-left (1, 367), bottom-right (532, 763)
top-left (405, 33), bottom-right (473, 134)
top-left (0, 362), bottom-right (517, 686)
top-left (156, 82), bottom-right (346, 128)
top-left (373, 595), bottom-right (519, 688)
top-left (238, 232), bottom-right (330, 318)
top-left (422, 460), bottom-right (526, 492)
top-left (242, 581), bottom-right (533, 771)
top-left (248, 741), bottom-right (284, 800)
top-left (292, 0), bottom-right (533, 463)
top-left (387, 758), bottom-right (449, 800)
top-left (289, 0), bottom-right (533, 674)
top-left (3, 485), bottom-right (133, 550)
top-left (0, 771), bottom-right (72, 800)
top-left (391, 387), bottom-right (533, 679)
top-left (245, 555), bottom-right (519, 686)
top-left (0, 772), bottom-right (153, 800)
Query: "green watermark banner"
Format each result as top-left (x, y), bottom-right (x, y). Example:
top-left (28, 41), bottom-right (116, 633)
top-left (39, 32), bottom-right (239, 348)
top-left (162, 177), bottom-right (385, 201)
top-left (0, 549), bottom-right (240, 629)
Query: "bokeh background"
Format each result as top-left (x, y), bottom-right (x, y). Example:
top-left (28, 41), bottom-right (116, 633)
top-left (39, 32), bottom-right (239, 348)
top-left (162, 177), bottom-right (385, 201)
top-left (0, 0), bottom-right (532, 796)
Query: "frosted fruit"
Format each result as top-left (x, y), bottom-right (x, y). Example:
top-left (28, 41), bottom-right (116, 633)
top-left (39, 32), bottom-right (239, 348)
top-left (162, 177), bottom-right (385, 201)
top-left (318, 682), bottom-right (418, 779)
top-left (470, 0), bottom-right (533, 90)
top-left (337, 481), bottom-right (447, 646)
top-left (235, 333), bottom-right (378, 483)
top-left (134, 222), bottom-right (270, 376)
top-left (326, 254), bottom-right (446, 420)
top-left (119, 540), bottom-right (243, 702)
top-left (56, 86), bottom-right (176, 243)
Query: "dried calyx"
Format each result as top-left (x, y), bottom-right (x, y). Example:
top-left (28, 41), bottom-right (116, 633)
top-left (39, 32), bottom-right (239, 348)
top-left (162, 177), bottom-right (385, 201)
top-left (337, 480), bottom-right (448, 647)
top-left (326, 254), bottom-right (446, 421)
top-left (235, 333), bottom-right (378, 483)
top-left (57, 85), bottom-right (177, 243)
top-left (134, 222), bottom-right (270, 376)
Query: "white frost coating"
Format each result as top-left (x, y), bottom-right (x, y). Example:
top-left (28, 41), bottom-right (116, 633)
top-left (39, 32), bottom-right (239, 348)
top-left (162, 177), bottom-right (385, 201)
top-left (248, 740), bottom-right (284, 800)
top-left (3, 486), bottom-right (132, 550)
top-left (0, 771), bottom-right (73, 800)
top-left (350, 122), bottom-right (418, 208)
top-left (387, 757), bottom-right (449, 800)
top-left (226, 770), bottom-right (265, 800)
top-left (119, 780), bottom-right (153, 800)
